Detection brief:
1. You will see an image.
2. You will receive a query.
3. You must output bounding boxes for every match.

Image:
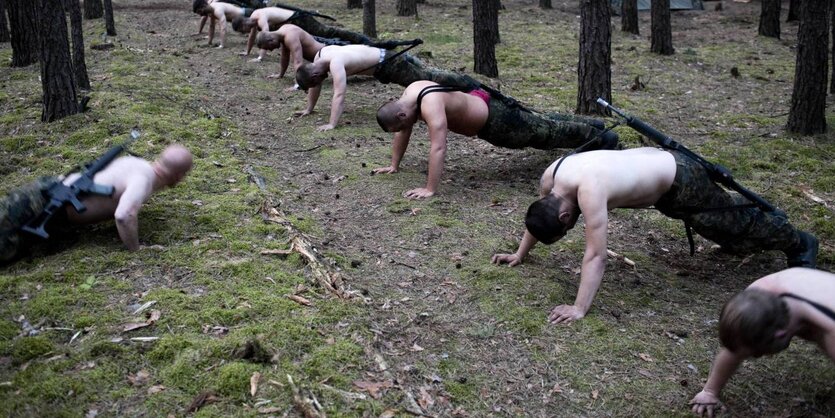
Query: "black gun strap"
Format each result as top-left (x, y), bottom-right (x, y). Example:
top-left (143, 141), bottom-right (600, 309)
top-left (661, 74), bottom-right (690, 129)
top-left (357, 40), bottom-right (423, 75)
top-left (415, 85), bottom-right (469, 115)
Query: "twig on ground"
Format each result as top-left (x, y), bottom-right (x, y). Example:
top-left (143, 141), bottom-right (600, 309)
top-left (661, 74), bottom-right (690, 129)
top-left (607, 249), bottom-right (636, 267)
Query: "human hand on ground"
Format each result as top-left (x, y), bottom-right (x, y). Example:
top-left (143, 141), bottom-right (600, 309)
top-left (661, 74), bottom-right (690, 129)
top-left (372, 166), bottom-right (397, 175)
top-left (689, 390), bottom-right (721, 417)
top-left (216, 44), bottom-right (224, 49)
top-left (294, 110), bottom-right (312, 117)
top-left (491, 253), bottom-right (522, 267)
top-left (548, 304), bottom-right (584, 325)
top-left (403, 188), bottom-right (434, 199)
top-left (248, 56), bottom-right (262, 62)
top-left (238, 51), bottom-right (248, 56)
top-left (317, 124), bottom-right (335, 131)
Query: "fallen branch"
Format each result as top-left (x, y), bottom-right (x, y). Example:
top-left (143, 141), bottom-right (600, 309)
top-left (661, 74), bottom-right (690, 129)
top-left (607, 249), bottom-right (636, 267)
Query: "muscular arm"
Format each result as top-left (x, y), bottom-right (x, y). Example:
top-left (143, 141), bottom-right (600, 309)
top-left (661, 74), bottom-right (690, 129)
top-left (690, 348), bottom-right (745, 417)
top-left (208, 17), bottom-right (216, 45)
top-left (403, 101), bottom-right (448, 198)
top-left (113, 181), bottom-right (152, 251)
top-left (245, 27), bottom-right (257, 56)
top-left (255, 17), bottom-right (270, 59)
top-left (215, 10), bottom-right (227, 48)
top-left (198, 15), bottom-right (208, 34)
top-left (278, 42), bottom-right (291, 77)
top-left (301, 85), bottom-right (322, 115)
top-left (319, 61), bottom-right (348, 131)
top-left (549, 185), bottom-right (608, 324)
top-left (372, 125), bottom-right (413, 175)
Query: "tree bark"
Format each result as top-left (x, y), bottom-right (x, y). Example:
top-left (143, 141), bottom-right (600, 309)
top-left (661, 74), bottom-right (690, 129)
top-left (831, 4), bottom-right (834, 94)
top-left (758, 0), bottom-right (781, 38)
top-left (786, 0), bottom-right (799, 22)
top-left (650, 0), bottom-right (674, 55)
top-left (0, 0), bottom-right (10, 42)
top-left (103, 0), bottom-right (115, 35)
top-left (473, 0), bottom-right (498, 77)
top-left (396, 0), bottom-right (417, 17)
top-left (39, 0), bottom-right (79, 122)
top-left (490, 0), bottom-right (501, 44)
top-left (7, 0), bottom-right (40, 67)
top-left (622, 0), bottom-right (639, 35)
top-left (786, 0), bottom-right (828, 134)
top-left (83, 0), bottom-right (102, 19)
top-left (362, 0), bottom-right (376, 39)
top-left (347, 0), bottom-right (362, 9)
top-left (539, 0), bottom-right (552, 9)
top-left (576, 0), bottom-right (611, 115)
top-left (68, 0), bottom-right (89, 90)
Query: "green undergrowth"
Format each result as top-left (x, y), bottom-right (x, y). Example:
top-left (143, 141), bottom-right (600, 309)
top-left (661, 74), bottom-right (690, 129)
top-left (0, 18), bottom-right (375, 418)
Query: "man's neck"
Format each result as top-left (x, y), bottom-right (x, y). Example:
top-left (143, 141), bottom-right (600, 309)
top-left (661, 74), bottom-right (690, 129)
top-left (151, 163), bottom-right (169, 191)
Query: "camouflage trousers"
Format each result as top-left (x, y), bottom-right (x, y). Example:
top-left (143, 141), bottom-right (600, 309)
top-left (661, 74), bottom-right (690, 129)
top-left (224, 0), bottom-right (267, 10)
top-left (0, 177), bottom-right (58, 262)
top-left (477, 99), bottom-right (605, 150)
top-left (288, 14), bottom-right (372, 46)
top-left (654, 151), bottom-right (803, 255)
top-left (374, 52), bottom-right (476, 89)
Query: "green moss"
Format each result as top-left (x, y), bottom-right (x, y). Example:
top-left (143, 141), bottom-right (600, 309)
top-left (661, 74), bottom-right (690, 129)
top-left (11, 336), bottom-right (55, 363)
top-left (148, 335), bottom-right (195, 364)
top-left (0, 319), bottom-right (17, 340)
top-left (214, 362), bottom-right (260, 400)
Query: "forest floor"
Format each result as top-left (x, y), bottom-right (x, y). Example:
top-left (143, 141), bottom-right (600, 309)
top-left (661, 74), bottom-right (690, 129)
top-left (1, 0), bottom-right (834, 416)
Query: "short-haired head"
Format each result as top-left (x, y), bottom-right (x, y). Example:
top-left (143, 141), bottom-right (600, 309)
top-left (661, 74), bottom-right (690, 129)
top-left (256, 31), bottom-right (282, 50)
top-left (231, 16), bottom-right (255, 33)
top-left (719, 289), bottom-right (791, 357)
top-left (192, 0), bottom-right (212, 15)
top-left (524, 194), bottom-right (579, 245)
top-left (156, 144), bottom-right (193, 186)
top-left (295, 62), bottom-right (326, 91)
top-left (376, 100), bottom-right (415, 133)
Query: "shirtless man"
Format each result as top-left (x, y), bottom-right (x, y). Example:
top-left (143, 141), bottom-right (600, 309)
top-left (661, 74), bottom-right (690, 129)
top-left (255, 25), bottom-right (324, 81)
top-left (294, 44), bottom-right (388, 131)
top-left (690, 268), bottom-right (835, 417)
top-left (0, 145), bottom-right (193, 261)
top-left (491, 148), bottom-right (817, 324)
top-left (231, 7), bottom-right (296, 61)
top-left (193, 0), bottom-right (251, 49)
top-left (373, 81), bottom-right (617, 198)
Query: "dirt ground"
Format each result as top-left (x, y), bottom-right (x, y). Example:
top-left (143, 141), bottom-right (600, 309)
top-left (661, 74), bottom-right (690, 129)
top-left (1, 0), bottom-right (834, 416)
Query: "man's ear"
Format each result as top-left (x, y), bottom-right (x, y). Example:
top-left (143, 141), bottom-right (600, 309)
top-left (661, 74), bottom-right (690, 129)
top-left (396, 111), bottom-right (408, 121)
top-left (558, 210), bottom-right (572, 224)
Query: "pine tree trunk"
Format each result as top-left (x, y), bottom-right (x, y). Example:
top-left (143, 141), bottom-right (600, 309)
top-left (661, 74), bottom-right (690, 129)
top-left (490, 0), bottom-right (500, 44)
top-left (396, 0), bottom-right (416, 17)
top-left (786, 0), bottom-right (828, 134)
top-left (758, 0), bottom-right (781, 38)
top-left (539, 0), bottom-right (552, 9)
top-left (576, 0), bottom-right (611, 115)
top-left (40, 0), bottom-right (78, 122)
top-left (473, 0), bottom-right (498, 77)
top-left (650, 0), bottom-right (674, 55)
top-left (0, 0), bottom-right (10, 42)
top-left (83, 0), bottom-right (102, 19)
top-left (831, 5), bottom-right (834, 94)
top-left (7, 0), bottom-right (40, 67)
top-left (362, 0), bottom-right (376, 39)
top-left (786, 0), bottom-right (799, 22)
top-left (622, 0), bottom-right (639, 35)
top-left (68, 0), bottom-right (89, 90)
top-left (103, 0), bottom-right (115, 35)
top-left (347, 0), bottom-right (362, 9)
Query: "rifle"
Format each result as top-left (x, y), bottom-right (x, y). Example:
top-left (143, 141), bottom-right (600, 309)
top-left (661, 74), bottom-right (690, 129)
top-left (596, 98), bottom-right (782, 215)
top-left (21, 129), bottom-right (140, 239)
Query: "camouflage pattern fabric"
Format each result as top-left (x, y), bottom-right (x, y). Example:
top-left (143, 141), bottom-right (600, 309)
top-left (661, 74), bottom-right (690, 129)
top-left (374, 51), bottom-right (475, 89)
top-left (477, 99), bottom-right (601, 150)
top-left (0, 177), bottom-right (59, 262)
top-left (654, 150), bottom-right (803, 255)
top-left (225, 0), bottom-right (267, 10)
top-left (288, 13), bottom-right (372, 45)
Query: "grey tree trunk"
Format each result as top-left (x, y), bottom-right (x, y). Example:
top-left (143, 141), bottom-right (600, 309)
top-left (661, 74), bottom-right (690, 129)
top-left (786, 0), bottom-right (828, 134)
top-left (786, 0), bottom-right (799, 22)
top-left (68, 0), bottom-right (89, 90)
top-left (758, 0), bottom-right (781, 38)
top-left (831, 4), bottom-right (834, 94)
top-left (622, 0), bottom-right (639, 34)
top-left (539, 0), bottom-right (552, 9)
top-left (362, 0), bottom-right (376, 39)
top-left (347, 0), bottom-right (361, 9)
top-left (650, 0), bottom-right (674, 55)
top-left (83, 0), bottom-right (102, 19)
top-left (397, 0), bottom-right (416, 17)
top-left (7, 0), bottom-right (40, 67)
top-left (103, 0), bottom-right (115, 35)
top-left (0, 0), bottom-right (10, 42)
top-left (473, 0), bottom-right (498, 77)
top-left (39, 0), bottom-right (78, 122)
top-left (576, 0), bottom-right (611, 115)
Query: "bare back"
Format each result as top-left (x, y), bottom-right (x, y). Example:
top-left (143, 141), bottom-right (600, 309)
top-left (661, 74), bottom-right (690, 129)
top-left (62, 156), bottom-right (156, 224)
top-left (213, 2), bottom-right (243, 21)
top-left (317, 45), bottom-right (383, 77)
top-left (752, 268), bottom-right (835, 344)
top-left (402, 81), bottom-right (489, 137)
top-left (281, 25), bottom-right (324, 62)
top-left (251, 7), bottom-right (294, 25)
top-left (543, 148), bottom-right (676, 209)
